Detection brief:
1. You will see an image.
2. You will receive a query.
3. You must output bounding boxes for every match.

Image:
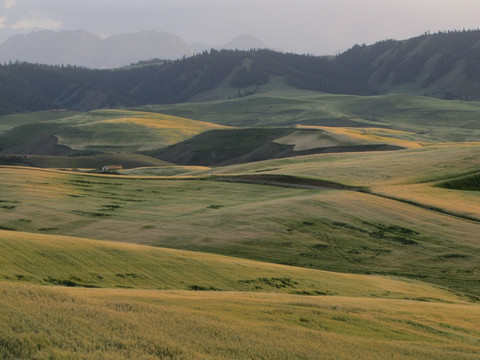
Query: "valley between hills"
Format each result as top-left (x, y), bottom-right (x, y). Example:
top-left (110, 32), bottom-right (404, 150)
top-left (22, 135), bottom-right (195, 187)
top-left (1, 88), bottom-right (480, 359)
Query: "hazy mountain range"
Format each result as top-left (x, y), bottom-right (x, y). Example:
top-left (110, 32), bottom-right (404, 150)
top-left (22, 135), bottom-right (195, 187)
top-left (0, 30), bottom-right (268, 68)
top-left (2, 30), bottom-right (480, 115)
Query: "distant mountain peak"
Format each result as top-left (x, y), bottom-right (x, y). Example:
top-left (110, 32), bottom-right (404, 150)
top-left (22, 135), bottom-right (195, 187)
top-left (0, 29), bottom-right (192, 68)
top-left (223, 34), bottom-right (267, 50)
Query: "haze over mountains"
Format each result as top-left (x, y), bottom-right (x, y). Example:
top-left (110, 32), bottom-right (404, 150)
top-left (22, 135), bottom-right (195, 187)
top-left (2, 29), bottom-right (480, 115)
top-left (0, 30), bottom-right (268, 68)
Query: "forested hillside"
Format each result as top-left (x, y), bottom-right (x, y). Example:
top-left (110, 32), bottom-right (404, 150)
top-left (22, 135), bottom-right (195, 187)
top-left (2, 30), bottom-right (480, 114)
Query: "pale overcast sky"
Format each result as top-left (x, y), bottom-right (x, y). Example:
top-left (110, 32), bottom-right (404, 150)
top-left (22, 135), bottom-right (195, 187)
top-left (1, 0), bottom-right (480, 54)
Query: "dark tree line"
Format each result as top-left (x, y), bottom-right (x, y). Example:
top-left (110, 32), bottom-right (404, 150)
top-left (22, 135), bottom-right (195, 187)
top-left (2, 29), bottom-right (480, 114)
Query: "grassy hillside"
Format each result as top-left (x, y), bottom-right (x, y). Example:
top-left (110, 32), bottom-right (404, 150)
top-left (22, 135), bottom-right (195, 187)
top-left (2, 88), bottom-right (480, 358)
top-left (1, 228), bottom-right (478, 359)
top-left (0, 109), bottom-right (226, 155)
top-left (2, 93), bottom-right (480, 163)
top-left (1, 166), bottom-right (480, 298)
top-left (211, 143), bottom-right (480, 186)
top-left (149, 127), bottom-right (404, 166)
top-left (209, 143), bottom-right (480, 220)
top-left (0, 229), bottom-right (458, 300)
top-left (2, 282), bottom-right (480, 360)
top-left (0, 153), bottom-right (170, 169)
top-left (139, 92), bottom-right (480, 142)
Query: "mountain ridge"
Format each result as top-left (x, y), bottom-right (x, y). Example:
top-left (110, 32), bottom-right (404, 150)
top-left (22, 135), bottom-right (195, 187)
top-left (2, 30), bottom-right (480, 114)
top-left (0, 30), bottom-right (269, 68)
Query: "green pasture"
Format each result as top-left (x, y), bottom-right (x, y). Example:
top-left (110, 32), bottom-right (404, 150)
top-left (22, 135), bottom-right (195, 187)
top-left (0, 109), bottom-right (225, 153)
top-left (0, 229), bottom-right (459, 301)
top-left (210, 144), bottom-right (480, 187)
top-left (139, 92), bottom-right (480, 141)
top-left (1, 166), bottom-right (479, 298)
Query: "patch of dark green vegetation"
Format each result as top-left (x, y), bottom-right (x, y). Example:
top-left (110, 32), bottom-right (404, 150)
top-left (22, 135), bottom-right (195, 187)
top-left (188, 285), bottom-right (222, 291)
top-left (254, 167), bottom-right (280, 173)
top-left (38, 227), bottom-right (59, 232)
top-left (0, 205), bottom-right (15, 210)
top-left (67, 180), bottom-right (93, 188)
top-left (118, 197), bottom-right (145, 203)
top-left (311, 243), bottom-right (329, 250)
top-left (390, 236), bottom-right (419, 245)
top-left (141, 225), bottom-right (155, 229)
top-left (72, 210), bottom-right (112, 217)
top-left (44, 276), bottom-right (99, 288)
top-left (101, 204), bottom-right (122, 211)
top-left (0, 225), bottom-right (16, 231)
top-left (437, 173), bottom-right (480, 191)
top-left (207, 204), bottom-right (224, 209)
top-left (115, 273), bottom-right (143, 279)
top-left (290, 290), bottom-right (336, 296)
top-left (332, 221), bottom-right (420, 245)
top-left (239, 277), bottom-right (299, 289)
top-left (437, 253), bottom-right (472, 260)
top-left (332, 221), bottom-right (370, 234)
top-left (14, 274), bottom-right (32, 281)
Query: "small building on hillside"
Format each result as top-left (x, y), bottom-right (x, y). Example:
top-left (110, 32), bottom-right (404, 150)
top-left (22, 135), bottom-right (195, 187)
top-left (102, 165), bottom-right (123, 172)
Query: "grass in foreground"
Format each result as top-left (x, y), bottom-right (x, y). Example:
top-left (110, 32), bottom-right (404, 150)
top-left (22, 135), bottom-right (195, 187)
top-left (1, 282), bottom-right (480, 360)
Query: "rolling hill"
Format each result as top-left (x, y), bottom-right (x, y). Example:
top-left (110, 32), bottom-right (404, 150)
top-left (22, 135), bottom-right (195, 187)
top-left (1, 155), bottom-right (480, 358)
top-left (150, 127), bottom-right (405, 166)
top-left (1, 164), bottom-right (480, 299)
top-left (0, 109), bottom-right (227, 155)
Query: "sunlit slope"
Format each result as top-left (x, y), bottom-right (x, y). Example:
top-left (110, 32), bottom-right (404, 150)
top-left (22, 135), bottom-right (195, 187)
top-left (138, 93), bottom-right (480, 142)
top-left (207, 143), bottom-right (480, 220)
top-left (0, 109), bottom-right (227, 154)
top-left (290, 125), bottom-right (423, 149)
top-left (0, 229), bottom-right (459, 301)
top-left (212, 143), bottom-right (480, 186)
top-left (55, 109), bottom-right (228, 152)
top-left (1, 166), bottom-right (480, 298)
top-left (2, 282), bottom-right (480, 360)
